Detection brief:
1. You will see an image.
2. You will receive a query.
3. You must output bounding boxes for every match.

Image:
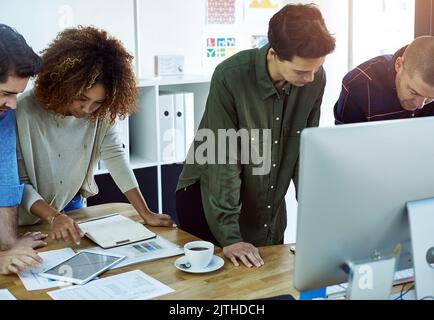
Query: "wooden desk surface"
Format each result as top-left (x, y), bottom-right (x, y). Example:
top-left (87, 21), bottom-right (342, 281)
top-left (0, 203), bottom-right (298, 300)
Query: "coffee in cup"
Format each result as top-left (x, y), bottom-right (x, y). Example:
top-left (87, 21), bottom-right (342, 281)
top-left (184, 241), bottom-right (214, 269)
top-left (189, 247), bottom-right (209, 251)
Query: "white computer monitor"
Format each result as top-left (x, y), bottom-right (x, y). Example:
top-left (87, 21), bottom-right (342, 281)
top-left (293, 117), bottom-right (434, 292)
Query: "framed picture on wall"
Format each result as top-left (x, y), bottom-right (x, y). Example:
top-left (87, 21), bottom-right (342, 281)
top-left (205, 36), bottom-right (237, 58)
top-left (207, 0), bottom-right (236, 24)
top-left (243, 0), bottom-right (281, 23)
top-left (251, 35), bottom-right (268, 49)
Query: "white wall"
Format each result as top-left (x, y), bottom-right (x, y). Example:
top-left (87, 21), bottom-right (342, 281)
top-left (0, 0), bottom-right (136, 58)
top-left (135, 0), bottom-right (278, 76)
top-left (136, 0), bottom-right (206, 77)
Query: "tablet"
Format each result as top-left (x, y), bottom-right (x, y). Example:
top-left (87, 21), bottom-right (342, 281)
top-left (39, 250), bottom-right (125, 285)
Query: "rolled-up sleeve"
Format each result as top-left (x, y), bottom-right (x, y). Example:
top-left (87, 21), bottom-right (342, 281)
top-left (100, 121), bottom-right (138, 193)
top-left (16, 135), bottom-right (43, 212)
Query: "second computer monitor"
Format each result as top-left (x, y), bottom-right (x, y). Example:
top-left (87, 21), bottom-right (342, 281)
top-left (294, 117), bottom-right (434, 292)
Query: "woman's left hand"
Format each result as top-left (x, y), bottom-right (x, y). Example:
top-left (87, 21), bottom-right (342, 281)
top-left (142, 211), bottom-right (176, 228)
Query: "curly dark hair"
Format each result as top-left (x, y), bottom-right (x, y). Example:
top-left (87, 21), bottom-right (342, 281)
top-left (268, 3), bottom-right (335, 61)
top-left (0, 24), bottom-right (42, 82)
top-left (35, 26), bottom-right (137, 124)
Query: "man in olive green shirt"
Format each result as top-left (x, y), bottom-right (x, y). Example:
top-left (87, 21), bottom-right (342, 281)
top-left (176, 4), bottom-right (335, 268)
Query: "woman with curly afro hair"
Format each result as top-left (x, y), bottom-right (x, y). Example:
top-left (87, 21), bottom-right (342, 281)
top-left (15, 26), bottom-right (175, 244)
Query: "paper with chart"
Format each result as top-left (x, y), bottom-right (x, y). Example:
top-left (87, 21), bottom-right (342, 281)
top-left (0, 289), bottom-right (16, 300)
top-left (47, 269), bottom-right (174, 300)
top-left (18, 248), bottom-right (75, 291)
top-left (87, 236), bottom-right (183, 269)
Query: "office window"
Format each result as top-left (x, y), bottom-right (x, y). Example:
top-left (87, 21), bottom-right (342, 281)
top-left (415, 0), bottom-right (434, 36)
top-left (351, 0), bottom-right (415, 68)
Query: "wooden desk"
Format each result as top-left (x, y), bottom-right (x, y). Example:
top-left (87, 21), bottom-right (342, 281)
top-left (0, 203), bottom-right (298, 300)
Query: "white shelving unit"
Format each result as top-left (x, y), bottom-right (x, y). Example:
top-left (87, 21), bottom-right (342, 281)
top-left (96, 75), bottom-right (211, 212)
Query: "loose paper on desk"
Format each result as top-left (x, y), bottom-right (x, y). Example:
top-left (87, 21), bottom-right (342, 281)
top-left (87, 236), bottom-right (183, 269)
top-left (19, 248), bottom-right (75, 291)
top-left (78, 214), bottom-right (156, 249)
top-left (0, 289), bottom-right (16, 300)
top-left (47, 269), bottom-right (174, 300)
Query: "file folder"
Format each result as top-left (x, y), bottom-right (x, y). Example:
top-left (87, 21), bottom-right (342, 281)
top-left (183, 92), bottom-right (195, 157)
top-left (174, 93), bottom-right (186, 162)
top-left (174, 92), bottom-right (194, 162)
top-left (158, 93), bottom-right (176, 163)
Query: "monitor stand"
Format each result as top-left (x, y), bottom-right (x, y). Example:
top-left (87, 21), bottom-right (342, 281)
top-left (343, 252), bottom-right (397, 300)
top-left (407, 197), bottom-right (434, 300)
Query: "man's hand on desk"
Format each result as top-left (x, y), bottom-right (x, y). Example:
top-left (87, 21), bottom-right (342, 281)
top-left (51, 214), bottom-right (83, 245)
top-left (0, 245), bottom-right (42, 275)
top-left (16, 231), bottom-right (48, 249)
top-left (141, 211), bottom-right (177, 228)
top-left (223, 242), bottom-right (265, 268)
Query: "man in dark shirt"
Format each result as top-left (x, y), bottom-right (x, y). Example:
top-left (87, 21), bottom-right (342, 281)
top-left (176, 4), bottom-right (335, 268)
top-left (334, 36), bottom-right (434, 124)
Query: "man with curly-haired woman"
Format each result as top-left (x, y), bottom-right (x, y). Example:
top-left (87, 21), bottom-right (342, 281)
top-left (16, 26), bottom-right (175, 244)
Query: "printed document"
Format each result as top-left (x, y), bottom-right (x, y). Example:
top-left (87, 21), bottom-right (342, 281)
top-left (87, 236), bottom-right (183, 269)
top-left (47, 269), bottom-right (173, 300)
top-left (0, 289), bottom-right (16, 300)
top-left (19, 248), bottom-right (76, 291)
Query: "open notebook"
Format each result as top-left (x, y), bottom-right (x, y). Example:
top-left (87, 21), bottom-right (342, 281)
top-left (78, 214), bottom-right (156, 249)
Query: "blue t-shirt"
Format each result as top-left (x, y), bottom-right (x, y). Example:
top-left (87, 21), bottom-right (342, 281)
top-left (0, 109), bottom-right (24, 206)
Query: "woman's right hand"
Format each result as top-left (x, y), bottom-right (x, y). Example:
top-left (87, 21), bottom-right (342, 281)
top-left (51, 213), bottom-right (83, 245)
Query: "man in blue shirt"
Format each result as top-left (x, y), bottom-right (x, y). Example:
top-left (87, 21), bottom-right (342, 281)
top-left (334, 36), bottom-right (434, 124)
top-left (0, 24), bottom-right (45, 274)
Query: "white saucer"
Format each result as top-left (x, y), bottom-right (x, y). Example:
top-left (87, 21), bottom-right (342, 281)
top-left (175, 255), bottom-right (224, 273)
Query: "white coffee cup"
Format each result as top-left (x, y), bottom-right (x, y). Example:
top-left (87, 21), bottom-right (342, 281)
top-left (184, 241), bottom-right (214, 269)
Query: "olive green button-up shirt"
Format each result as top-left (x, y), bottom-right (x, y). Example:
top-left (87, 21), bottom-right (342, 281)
top-left (177, 44), bottom-right (326, 247)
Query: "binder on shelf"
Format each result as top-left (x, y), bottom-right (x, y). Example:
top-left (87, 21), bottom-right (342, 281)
top-left (183, 92), bottom-right (195, 157)
top-left (158, 93), bottom-right (176, 163)
top-left (174, 93), bottom-right (186, 162)
top-left (174, 92), bottom-right (194, 162)
top-left (159, 91), bottom-right (195, 164)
